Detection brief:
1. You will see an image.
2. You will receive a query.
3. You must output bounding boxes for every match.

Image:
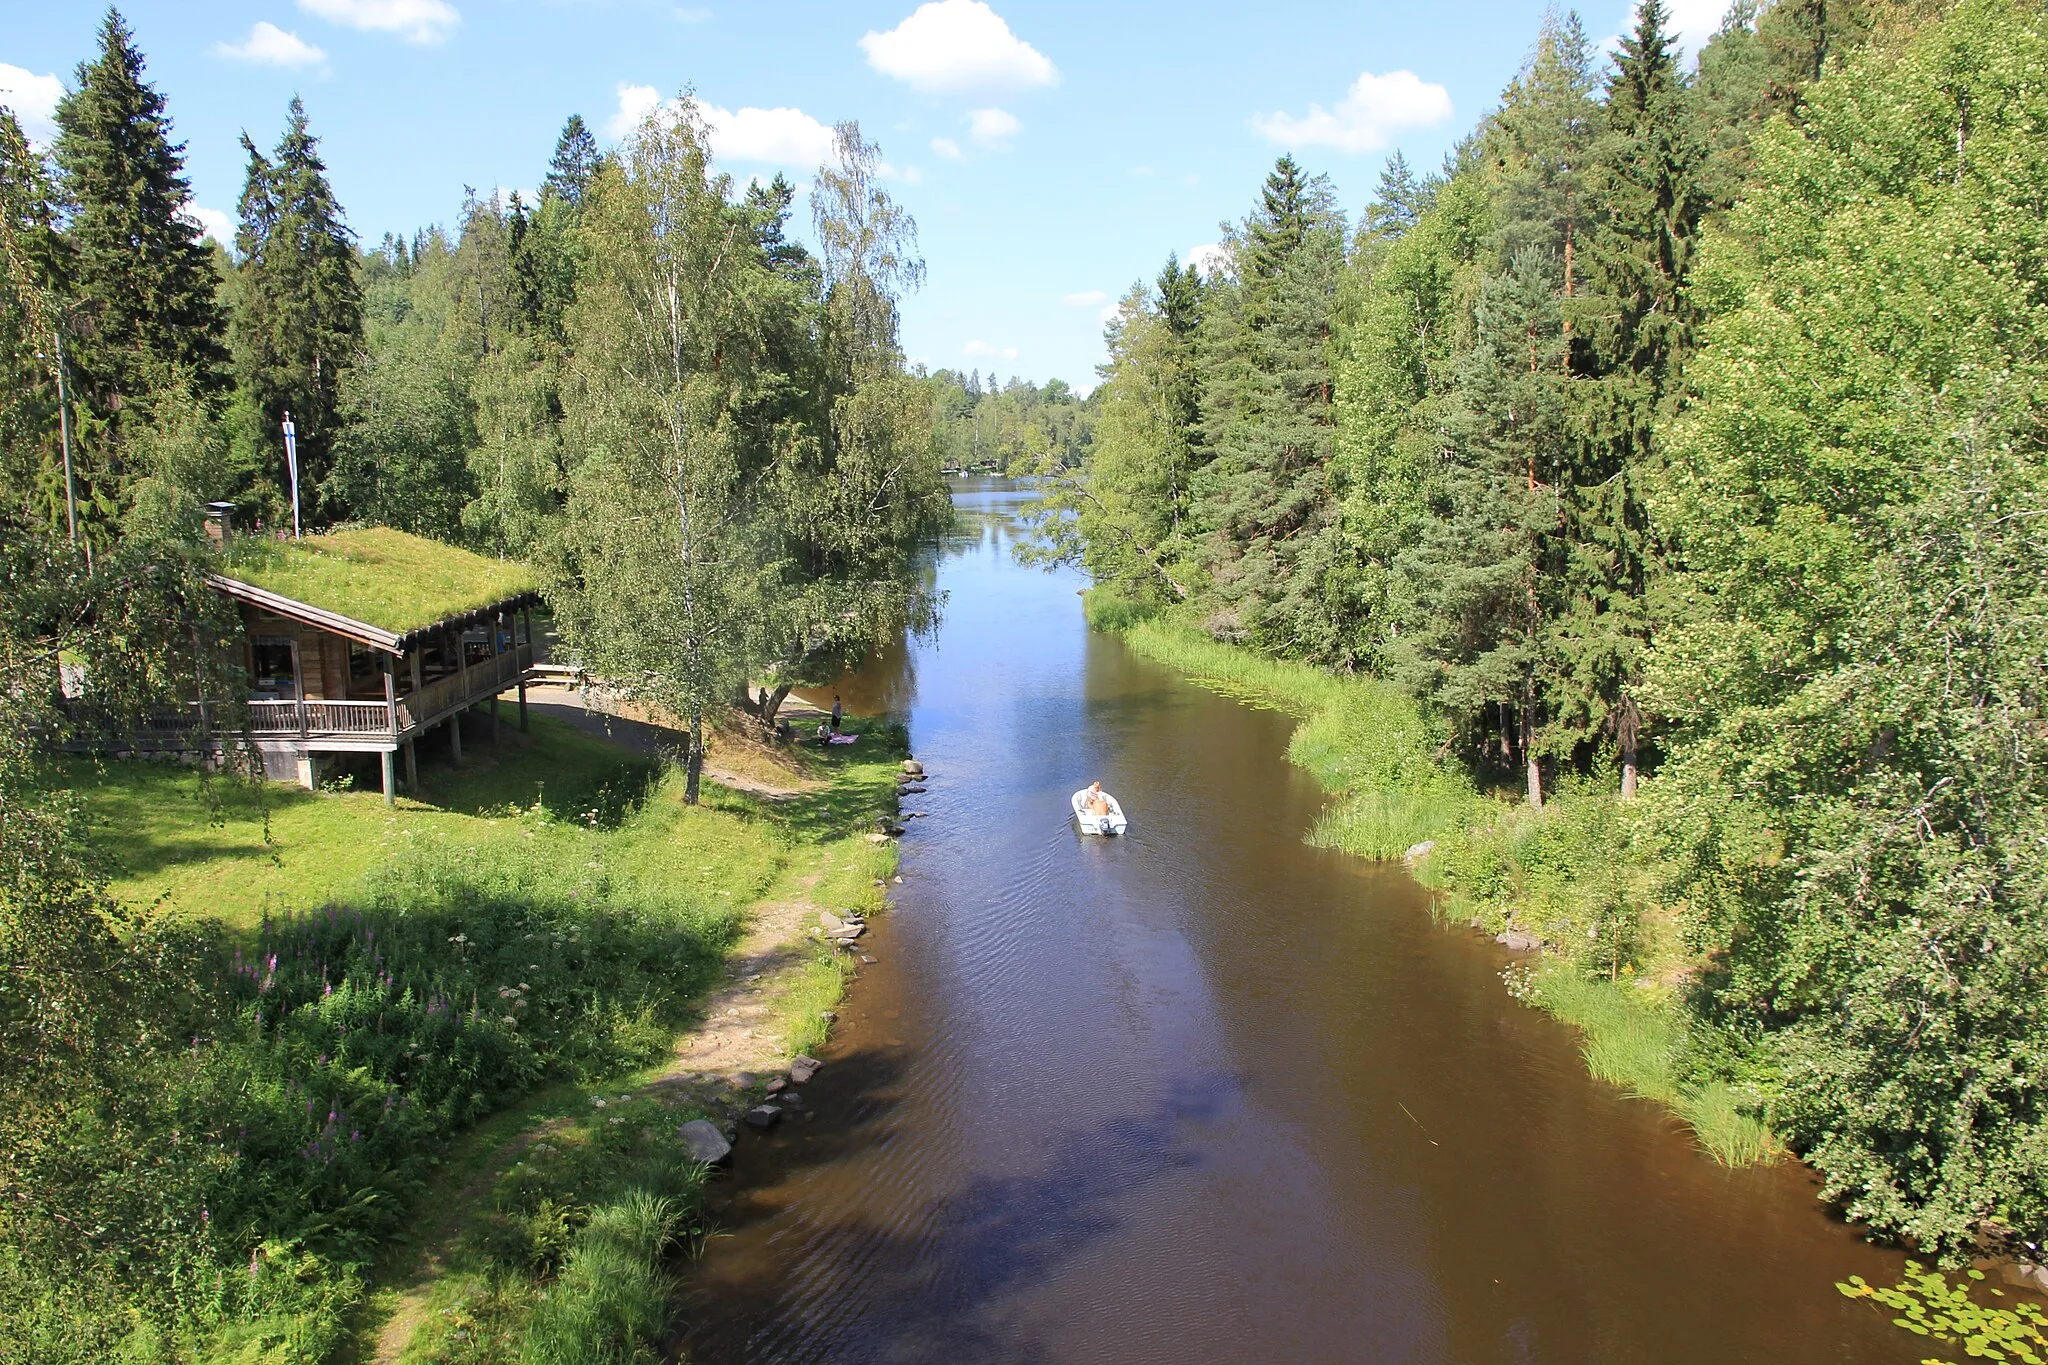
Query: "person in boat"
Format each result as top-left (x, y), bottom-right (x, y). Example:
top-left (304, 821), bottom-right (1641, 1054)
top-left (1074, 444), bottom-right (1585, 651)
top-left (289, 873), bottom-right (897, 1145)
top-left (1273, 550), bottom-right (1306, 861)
top-left (1083, 781), bottom-right (1112, 817)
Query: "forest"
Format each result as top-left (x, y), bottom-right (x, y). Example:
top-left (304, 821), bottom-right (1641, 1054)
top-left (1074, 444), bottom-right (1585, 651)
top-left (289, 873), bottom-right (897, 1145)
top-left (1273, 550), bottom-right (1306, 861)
top-left (0, 8), bottom-right (942, 1358)
top-left (1053, 0), bottom-right (2048, 1259)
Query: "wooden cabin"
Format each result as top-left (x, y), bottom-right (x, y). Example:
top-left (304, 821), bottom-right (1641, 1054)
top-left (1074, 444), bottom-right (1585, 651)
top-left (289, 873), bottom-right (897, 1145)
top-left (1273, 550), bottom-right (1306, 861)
top-left (204, 523), bottom-right (542, 803)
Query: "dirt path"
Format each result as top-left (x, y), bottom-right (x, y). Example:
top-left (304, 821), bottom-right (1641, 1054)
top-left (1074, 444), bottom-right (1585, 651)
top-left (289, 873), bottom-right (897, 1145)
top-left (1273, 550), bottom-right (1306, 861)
top-left (518, 683), bottom-right (826, 801)
top-left (365, 713), bottom-right (877, 1364)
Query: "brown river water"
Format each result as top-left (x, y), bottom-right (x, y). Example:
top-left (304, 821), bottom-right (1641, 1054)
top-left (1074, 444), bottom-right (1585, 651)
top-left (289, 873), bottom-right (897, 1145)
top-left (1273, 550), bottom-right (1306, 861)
top-left (676, 478), bottom-right (1922, 1363)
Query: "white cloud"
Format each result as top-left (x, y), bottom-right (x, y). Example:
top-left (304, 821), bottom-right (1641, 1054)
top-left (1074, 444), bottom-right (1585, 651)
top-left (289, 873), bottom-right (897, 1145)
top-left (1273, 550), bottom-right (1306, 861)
top-left (1665, 0), bottom-right (1727, 58)
top-left (181, 202), bottom-right (235, 246)
top-left (1186, 243), bottom-right (1228, 277)
top-left (674, 6), bottom-right (713, 21)
top-left (607, 82), bottom-right (663, 138)
top-left (967, 105), bottom-right (1020, 147)
top-left (962, 339), bottom-right (1018, 360)
top-left (1099, 301), bottom-right (1121, 323)
top-left (706, 102), bottom-right (836, 167)
top-left (297, 0), bottom-right (460, 45)
top-left (606, 84), bottom-right (840, 171)
top-left (1062, 290), bottom-right (1107, 308)
top-left (930, 135), bottom-right (964, 161)
top-left (1252, 69), bottom-right (1451, 154)
top-left (860, 0), bottom-right (1056, 95)
top-left (213, 22), bottom-right (328, 69)
top-left (878, 160), bottom-right (923, 184)
top-left (0, 64), bottom-right (63, 146)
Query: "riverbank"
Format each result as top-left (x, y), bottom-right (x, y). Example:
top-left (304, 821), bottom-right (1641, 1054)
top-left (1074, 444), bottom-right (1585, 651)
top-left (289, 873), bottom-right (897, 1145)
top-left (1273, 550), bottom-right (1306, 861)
top-left (41, 711), bottom-right (901, 1363)
top-left (1092, 595), bottom-right (1776, 1168)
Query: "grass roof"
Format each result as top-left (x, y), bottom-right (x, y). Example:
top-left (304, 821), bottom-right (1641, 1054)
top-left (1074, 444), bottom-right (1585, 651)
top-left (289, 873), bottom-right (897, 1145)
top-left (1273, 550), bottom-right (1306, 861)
top-left (222, 527), bottom-right (540, 636)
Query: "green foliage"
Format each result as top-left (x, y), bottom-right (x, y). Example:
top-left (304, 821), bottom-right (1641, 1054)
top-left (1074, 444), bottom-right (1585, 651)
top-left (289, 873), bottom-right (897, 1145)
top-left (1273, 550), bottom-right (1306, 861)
top-left (0, 107), bottom-right (73, 537)
top-left (930, 366), bottom-right (1095, 474)
top-left (1646, 0), bottom-right (2048, 1254)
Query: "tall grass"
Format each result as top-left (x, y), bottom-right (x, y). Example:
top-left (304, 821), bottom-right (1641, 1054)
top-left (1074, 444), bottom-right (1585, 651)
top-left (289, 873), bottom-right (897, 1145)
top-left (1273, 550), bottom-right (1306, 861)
top-left (1518, 965), bottom-right (1778, 1166)
top-left (522, 1192), bottom-right (680, 1365)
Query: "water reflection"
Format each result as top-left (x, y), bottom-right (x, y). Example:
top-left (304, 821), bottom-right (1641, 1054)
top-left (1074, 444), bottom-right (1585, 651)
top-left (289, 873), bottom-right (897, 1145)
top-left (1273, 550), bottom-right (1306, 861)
top-left (683, 477), bottom-right (1921, 1364)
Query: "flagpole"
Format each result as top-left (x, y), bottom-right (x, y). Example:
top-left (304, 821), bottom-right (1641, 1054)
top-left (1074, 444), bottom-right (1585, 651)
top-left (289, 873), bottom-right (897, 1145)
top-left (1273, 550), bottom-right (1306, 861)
top-left (283, 411), bottom-right (300, 539)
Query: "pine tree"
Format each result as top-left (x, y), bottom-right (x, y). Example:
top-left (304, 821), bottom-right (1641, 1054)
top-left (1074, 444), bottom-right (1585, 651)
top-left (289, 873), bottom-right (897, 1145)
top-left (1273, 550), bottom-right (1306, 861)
top-left (230, 96), bottom-right (362, 519)
top-left (1562, 0), bottom-right (1706, 795)
top-left (1194, 155), bottom-right (1346, 651)
top-left (1692, 1), bottom-right (1772, 204)
top-left (53, 9), bottom-right (227, 426)
top-left (1488, 12), bottom-right (1600, 275)
top-left (1756, 0), bottom-right (1872, 114)
top-left (543, 114), bottom-right (601, 208)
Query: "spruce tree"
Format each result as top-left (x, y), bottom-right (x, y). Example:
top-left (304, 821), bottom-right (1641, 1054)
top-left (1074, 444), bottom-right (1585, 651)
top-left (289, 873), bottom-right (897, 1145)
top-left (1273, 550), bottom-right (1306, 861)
top-left (1361, 151), bottom-right (1430, 246)
top-left (1154, 253), bottom-right (1204, 536)
top-left (1398, 248), bottom-right (1569, 803)
top-left (1692, 1), bottom-right (1772, 204)
top-left (53, 8), bottom-right (227, 425)
top-left (230, 96), bottom-right (361, 516)
top-left (0, 107), bottom-right (74, 533)
top-left (1562, 0), bottom-right (1706, 794)
top-left (1194, 155), bottom-right (1345, 651)
top-left (543, 113), bottom-right (601, 208)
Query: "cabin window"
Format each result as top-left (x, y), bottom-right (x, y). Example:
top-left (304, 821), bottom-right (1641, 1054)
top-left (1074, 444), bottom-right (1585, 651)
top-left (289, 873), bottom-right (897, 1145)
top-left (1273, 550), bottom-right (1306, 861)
top-left (251, 636), bottom-right (296, 699)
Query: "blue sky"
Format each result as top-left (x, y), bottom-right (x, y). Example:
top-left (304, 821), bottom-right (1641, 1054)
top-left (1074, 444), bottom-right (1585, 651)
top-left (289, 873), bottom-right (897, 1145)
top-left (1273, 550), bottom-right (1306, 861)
top-left (1, 0), bottom-right (1726, 389)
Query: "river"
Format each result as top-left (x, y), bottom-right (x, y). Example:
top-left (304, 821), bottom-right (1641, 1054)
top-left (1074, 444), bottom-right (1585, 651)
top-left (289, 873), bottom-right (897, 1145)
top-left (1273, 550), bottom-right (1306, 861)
top-left (677, 478), bottom-right (1920, 1363)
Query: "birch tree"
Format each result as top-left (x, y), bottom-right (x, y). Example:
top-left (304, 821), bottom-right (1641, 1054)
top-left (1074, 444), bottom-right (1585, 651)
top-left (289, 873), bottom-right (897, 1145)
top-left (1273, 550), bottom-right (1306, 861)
top-left (551, 98), bottom-right (767, 803)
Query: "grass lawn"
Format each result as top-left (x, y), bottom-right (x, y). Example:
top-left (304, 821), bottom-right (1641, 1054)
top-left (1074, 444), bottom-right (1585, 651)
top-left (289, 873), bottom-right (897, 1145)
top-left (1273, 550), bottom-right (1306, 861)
top-left (71, 714), bottom-right (652, 933)
top-left (71, 710), bottom-right (901, 937)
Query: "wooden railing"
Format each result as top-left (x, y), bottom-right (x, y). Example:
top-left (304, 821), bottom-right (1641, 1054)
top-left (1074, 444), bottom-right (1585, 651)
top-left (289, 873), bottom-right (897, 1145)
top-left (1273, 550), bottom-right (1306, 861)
top-left (247, 699), bottom-right (398, 737)
top-left (67, 641), bottom-right (536, 750)
top-left (395, 643), bottom-right (531, 732)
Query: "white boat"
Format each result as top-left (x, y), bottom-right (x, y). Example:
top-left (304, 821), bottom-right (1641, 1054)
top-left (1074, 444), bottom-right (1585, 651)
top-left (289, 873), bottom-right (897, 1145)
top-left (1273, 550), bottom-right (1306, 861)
top-left (1072, 788), bottom-right (1129, 836)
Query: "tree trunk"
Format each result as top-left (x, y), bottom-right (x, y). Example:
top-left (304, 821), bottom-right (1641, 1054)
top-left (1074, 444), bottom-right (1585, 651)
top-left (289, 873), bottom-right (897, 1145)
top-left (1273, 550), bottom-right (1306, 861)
top-left (684, 704), bottom-right (704, 805)
top-left (763, 682), bottom-right (794, 728)
top-left (1618, 693), bottom-right (1639, 801)
top-left (1522, 688), bottom-right (1543, 809)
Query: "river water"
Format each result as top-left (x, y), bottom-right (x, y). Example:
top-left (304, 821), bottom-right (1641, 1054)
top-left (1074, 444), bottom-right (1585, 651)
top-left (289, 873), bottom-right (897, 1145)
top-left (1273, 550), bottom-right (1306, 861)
top-left (678, 478), bottom-right (1920, 1363)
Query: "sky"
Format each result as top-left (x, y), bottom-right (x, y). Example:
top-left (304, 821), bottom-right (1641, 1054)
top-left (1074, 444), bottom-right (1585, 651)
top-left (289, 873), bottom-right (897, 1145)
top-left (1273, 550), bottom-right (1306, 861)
top-left (1, 0), bottom-right (1730, 390)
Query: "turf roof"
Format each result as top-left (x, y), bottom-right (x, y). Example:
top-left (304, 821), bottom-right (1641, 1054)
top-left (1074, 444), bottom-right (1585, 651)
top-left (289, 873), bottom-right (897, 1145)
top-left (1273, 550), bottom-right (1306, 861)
top-left (221, 527), bottom-right (540, 636)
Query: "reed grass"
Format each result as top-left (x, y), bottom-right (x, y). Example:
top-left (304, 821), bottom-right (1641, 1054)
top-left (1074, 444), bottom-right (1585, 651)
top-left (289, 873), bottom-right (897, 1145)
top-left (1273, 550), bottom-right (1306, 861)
top-left (1528, 967), bottom-right (1778, 1166)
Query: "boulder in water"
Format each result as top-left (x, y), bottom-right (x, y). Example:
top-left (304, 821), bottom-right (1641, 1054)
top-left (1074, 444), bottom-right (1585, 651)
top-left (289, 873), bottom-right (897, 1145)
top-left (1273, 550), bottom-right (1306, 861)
top-left (1403, 840), bottom-right (1436, 863)
top-left (788, 1055), bottom-right (822, 1083)
top-left (1496, 929), bottom-right (1544, 953)
top-left (678, 1118), bottom-right (732, 1163)
top-left (742, 1105), bottom-right (782, 1131)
